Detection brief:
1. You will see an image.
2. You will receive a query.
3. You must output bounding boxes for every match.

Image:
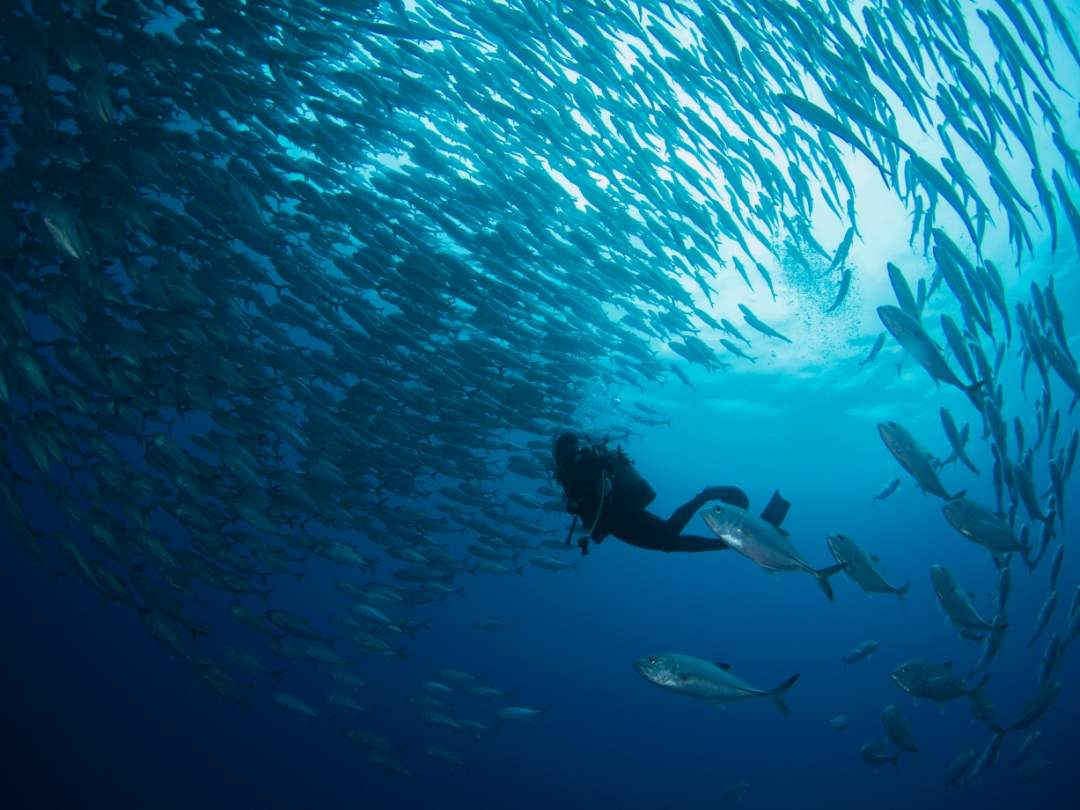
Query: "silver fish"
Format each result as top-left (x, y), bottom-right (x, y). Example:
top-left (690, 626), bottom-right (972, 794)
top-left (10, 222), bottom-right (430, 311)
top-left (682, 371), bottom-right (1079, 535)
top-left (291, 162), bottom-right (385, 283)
top-left (891, 659), bottom-right (990, 706)
top-left (942, 498), bottom-right (1025, 553)
top-left (702, 493), bottom-right (846, 601)
top-left (882, 704), bottom-right (918, 753)
top-left (877, 305), bottom-right (982, 395)
top-left (878, 421), bottom-right (962, 500)
top-left (634, 653), bottom-right (799, 714)
top-left (930, 565), bottom-right (998, 638)
top-left (844, 640), bottom-right (880, 664)
top-left (828, 534), bottom-right (909, 603)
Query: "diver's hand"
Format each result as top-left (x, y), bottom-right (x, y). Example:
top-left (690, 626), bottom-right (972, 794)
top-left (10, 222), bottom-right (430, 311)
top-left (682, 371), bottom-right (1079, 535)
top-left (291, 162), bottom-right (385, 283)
top-left (701, 486), bottom-right (750, 509)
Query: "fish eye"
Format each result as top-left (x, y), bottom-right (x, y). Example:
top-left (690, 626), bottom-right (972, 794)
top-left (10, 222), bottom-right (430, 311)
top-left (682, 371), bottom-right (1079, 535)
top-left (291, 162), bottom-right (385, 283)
top-left (648, 657), bottom-right (657, 664)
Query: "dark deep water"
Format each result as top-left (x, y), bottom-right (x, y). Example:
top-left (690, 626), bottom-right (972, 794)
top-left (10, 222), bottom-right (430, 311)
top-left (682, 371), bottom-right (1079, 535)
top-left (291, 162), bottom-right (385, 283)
top-left (2, 0), bottom-right (1080, 807)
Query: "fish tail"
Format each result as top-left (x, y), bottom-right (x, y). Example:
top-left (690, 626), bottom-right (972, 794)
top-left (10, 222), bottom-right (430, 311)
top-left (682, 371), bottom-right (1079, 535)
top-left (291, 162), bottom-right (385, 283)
top-left (896, 582), bottom-right (911, 609)
top-left (814, 562), bottom-right (847, 601)
top-left (767, 673), bottom-right (800, 715)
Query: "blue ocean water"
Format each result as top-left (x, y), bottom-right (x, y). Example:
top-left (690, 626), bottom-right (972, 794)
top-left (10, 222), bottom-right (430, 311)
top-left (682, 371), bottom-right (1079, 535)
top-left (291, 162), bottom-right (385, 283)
top-left (2, 0), bottom-right (1080, 808)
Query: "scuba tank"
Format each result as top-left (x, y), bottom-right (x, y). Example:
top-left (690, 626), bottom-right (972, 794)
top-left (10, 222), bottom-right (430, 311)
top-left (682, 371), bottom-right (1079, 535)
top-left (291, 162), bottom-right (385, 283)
top-left (609, 445), bottom-right (656, 509)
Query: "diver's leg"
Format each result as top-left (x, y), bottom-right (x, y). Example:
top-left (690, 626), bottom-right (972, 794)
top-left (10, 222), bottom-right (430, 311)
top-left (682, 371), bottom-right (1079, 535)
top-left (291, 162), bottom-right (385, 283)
top-left (665, 534), bottom-right (730, 552)
top-left (612, 510), bottom-right (729, 553)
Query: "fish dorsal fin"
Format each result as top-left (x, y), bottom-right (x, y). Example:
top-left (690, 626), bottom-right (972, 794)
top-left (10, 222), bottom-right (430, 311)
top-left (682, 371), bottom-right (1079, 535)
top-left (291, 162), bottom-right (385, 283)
top-left (714, 662), bottom-right (732, 671)
top-left (760, 490), bottom-right (791, 529)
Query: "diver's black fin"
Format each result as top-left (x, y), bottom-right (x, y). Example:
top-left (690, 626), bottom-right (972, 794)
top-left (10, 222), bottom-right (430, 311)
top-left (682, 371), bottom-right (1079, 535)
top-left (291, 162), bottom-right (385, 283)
top-left (760, 490), bottom-right (791, 529)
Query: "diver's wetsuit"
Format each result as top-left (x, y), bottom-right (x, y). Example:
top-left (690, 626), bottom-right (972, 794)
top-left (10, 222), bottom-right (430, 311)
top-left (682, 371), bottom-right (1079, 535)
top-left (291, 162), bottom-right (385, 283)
top-left (558, 440), bottom-right (747, 553)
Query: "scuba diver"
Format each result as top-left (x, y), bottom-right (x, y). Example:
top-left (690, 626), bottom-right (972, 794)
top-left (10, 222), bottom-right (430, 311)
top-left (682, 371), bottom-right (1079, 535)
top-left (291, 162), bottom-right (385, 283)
top-left (553, 432), bottom-right (750, 555)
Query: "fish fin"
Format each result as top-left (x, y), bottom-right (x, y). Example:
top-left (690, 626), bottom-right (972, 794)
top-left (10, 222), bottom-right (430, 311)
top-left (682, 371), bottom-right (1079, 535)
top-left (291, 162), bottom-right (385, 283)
top-left (813, 562), bottom-right (847, 601)
top-left (713, 662), bottom-right (733, 671)
top-left (943, 661), bottom-right (953, 669)
top-left (870, 554), bottom-right (881, 563)
top-left (759, 490), bottom-right (791, 529)
top-left (949, 489), bottom-right (967, 501)
top-left (767, 673), bottom-right (800, 715)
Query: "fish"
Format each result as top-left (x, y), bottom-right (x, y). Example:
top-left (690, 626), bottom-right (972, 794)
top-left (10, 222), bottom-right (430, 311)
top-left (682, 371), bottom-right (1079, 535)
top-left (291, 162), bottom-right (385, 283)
top-left (720, 318), bottom-right (753, 347)
top-left (826, 267), bottom-right (853, 312)
top-left (634, 653), bottom-right (799, 715)
top-left (1013, 731), bottom-right (1043, 769)
top-left (945, 747), bottom-right (977, 792)
top-left (272, 691), bottom-right (319, 719)
top-left (828, 714), bottom-right (849, 731)
top-left (877, 421), bottom-right (962, 500)
top-left (496, 706), bottom-right (545, 721)
top-left (467, 684), bottom-right (516, 699)
top-left (1025, 590), bottom-right (1058, 648)
top-left (425, 746), bottom-right (466, 768)
top-left (941, 498), bottom-right (1026, 553)
top-left (994, 567), bottom-right (1012, 614)
top-left (939, 314), bottom-right (978, 385)
top-left (702, 492), bottom-right (847, 600)
top-left (843, 640), bottom-right (880, 665)
top-left (881, 704), bottom-right (917, 753)
top-left (886, 263), bottom-right (920, 321)
top-left (877, 306), bottom-right (982, 396)
top-left (327, 692), bottom-right (373, 714)
top-left (964, 732), bottom-right (1005, 785)
top-left (939, 407), bottom-right (979, 474)
top-left (890, 659), bottom-right (991, 706)
top-left (872, 477), bottom-right (902, 500)
top-left (992, 681), bottom-right (1062, 734)
top-left (1065, 586), bottom-right (1080, 648)
top-left (968, 616), bottom-right (1009, 677)
top-left (529, 555), bottom-right (577, 571)
top-left (860, 332), bottom-right (887, 366)
top-left (720, 338), bottom-right (756, 363)
top-left (827, 534), bottom-right (909, 603)
top-left (1048, 546), bottom-right (1064, 591)
top-left (720, 780), bottom-right (750, 802)
top-left (859, 740), bottom-right (899, 770)
top-left (738, 304), bottom-right (792, 344)
top-left (930, 565), bottom-right (999, 639)
top-left (1037, 633), bottom-right (1064, 687)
